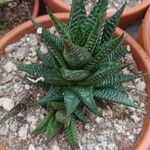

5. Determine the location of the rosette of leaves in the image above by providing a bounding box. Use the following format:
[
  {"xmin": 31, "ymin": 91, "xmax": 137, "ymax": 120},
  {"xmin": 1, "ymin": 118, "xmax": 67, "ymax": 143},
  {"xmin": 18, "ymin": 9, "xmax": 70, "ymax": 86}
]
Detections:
[{"xmin": 17, "ymin": 0, "xmax": 142, "ymax": 149}]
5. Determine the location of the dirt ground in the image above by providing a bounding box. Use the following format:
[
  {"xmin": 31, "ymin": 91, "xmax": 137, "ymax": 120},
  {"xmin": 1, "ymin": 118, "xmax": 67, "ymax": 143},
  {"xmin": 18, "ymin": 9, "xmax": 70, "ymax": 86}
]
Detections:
[{"xmin": 0, "ymin": 0, "xmax": 34, "ymax": 38}]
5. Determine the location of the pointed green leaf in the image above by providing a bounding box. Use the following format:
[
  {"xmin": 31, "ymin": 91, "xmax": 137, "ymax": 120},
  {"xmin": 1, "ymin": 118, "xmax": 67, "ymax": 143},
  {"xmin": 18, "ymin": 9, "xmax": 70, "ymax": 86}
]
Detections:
[
  {"xmin": 33, "ymin": 112, "xmax": 52, "ymax": 134},
  {"xmin": 31, "ymin": 19, "xmax": 67, "ymax": 68},
  {"xmin": 48, "ymin": 10, "xmax": 70, "ymax": 40},
  {"xmin": 69, "ymin": 0, "xmax": 86, "ymax": 45},
  {"xmin": 73, "ymin": 107, "xmax": 88, "ymax": 123},
  {"xmin": 36, "ymin": 49, "xmax": 58, "ymax": 68},
  {"xmin": 72, "ymin": 86, "xmax": 101, "ymax": 116},
  {"xmin": 85, "ymin": 34, "xmax": 124, "ymax": 72},
  {"xmin": 64, "ymin": 119, "xmax": 79, "ymax": 149},
  {"xmin": 39, "ymin": 86, "xmax": 63, "ymax": 107},
  {"xmin": 49, "ymin": 102, "xmax": 65, "ymax": 110},
  {"xmin": 63, "ymin": 40, "xmax": 92, "ymax": 69},
  {"xmin": 97, "ymin": 73, "xmax": 143, "ymax": 88},
  {"xmin": 94, "ymin": 88, "xmax": 138, "ymax": 107},
  {"xmin": 101, "ymin": 2, "xmax": 126, "ymax": 43},
  {"xmin": 81, "ymin": 62, "xmax": 130, "ymax": 86},
  {"xmin": 17, "ymin": 63, "xmax": 71, "ymax": 86},
  {"xmin": 85, "ymin": 19, "xmax": 105, "ymax": 54},
  {"xmin": 106, "ymin": 46, "xmax": 128, "ymax": 62},
  {"xmin": 64, "ymin": 88, "xmax": 80, "ymax": 115},
  {"xmin": 61, "ymin": 68, "xmax": 91, "ymax": 81},
  {"xmin": 46, "ymin": 115, "xmax": 62, "ymax": 140},
  {"xmin": 55, "ymin": 110, "xmax": 71, "ymax": 128},
  {"xmin": 81, "ymin": 0, "xmax": 108, "ymax": 41}
]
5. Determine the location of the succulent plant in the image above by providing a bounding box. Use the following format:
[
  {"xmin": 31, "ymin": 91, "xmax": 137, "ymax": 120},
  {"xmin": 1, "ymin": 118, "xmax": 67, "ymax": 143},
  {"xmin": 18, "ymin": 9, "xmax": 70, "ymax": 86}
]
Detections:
[{"xmin": 17, "ymin": 0, "xmax": 142, "ymax": 149}]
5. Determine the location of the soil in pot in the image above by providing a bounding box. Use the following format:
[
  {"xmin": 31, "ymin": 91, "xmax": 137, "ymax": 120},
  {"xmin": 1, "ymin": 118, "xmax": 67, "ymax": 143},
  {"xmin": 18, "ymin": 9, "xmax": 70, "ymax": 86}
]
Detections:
[
  {"xmin": 0, "ymin": 27, "xmax": 146, "ymax": 150},
  {"xmin": 0, "ymin": 0, "xmax": 34, "ymax": 38},
  {"xmin": 64, "ymin": 0, "xmax": 143, "ymax": 13}
]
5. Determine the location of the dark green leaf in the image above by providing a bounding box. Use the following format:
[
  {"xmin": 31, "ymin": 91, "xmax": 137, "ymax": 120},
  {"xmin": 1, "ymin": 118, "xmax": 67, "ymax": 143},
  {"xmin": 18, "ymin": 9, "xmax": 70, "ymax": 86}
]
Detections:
[
  {"xmin": 85, "ymin": 34, "xmax": 124, "ymax": 72},
  {"xmin": 97, "ymin": 73, "xmax": 143, "ymax": 88},
  {"xmin": 55, "ymin": 110, "xmax": 71, "ymax": 128},
  {"xmin": 64, "ymin": 88, "xmax": 80, "ymax": 115},
  {"xmin": 39, "ymin": 86, "xmax": 63, "ymax": 107},
  {"xmin": 94, "ymin": 88, "xmax": 138, "ymax": 107},
  {"xmin": 36, "ymin": 49, "xmax": 57, "ymax": 68},
  {"xmin": 73, "ymin": 107, "xmax": 88, "ymax": 123},
  {"xmin": 72, "ymin": 86, "xmax": 101, "ymax": 116},
  {"xmin": 64, "ymin": 119, "xmax": 79, "ymax": 149},
  {"xmin": 49, "ymin": 102, "xmax": 65, "ymax": 110},
  {"xmin": 63, "ymin": 40, "xmax": 92, "ymax": 69},
  {"xmin": 31, "ymin": 19, "xmax": 67, "ymax": 68},
  {"xmin": 69, "ymin": 0, "xmax": 86, "ymax": 45},
  {"xmin": 48, "ymin": 10, "xmax": 70, "ymax": 40},
  {"xmin": 61, "ymin": 68, "xmax": 91, "ymax": 81},
  {"xmin": 17, "ymin": 63, "xmax": 71, "ymax": 86},
  {"xmin": 85, "ymin": 19, "xmax": 105, "ymax": 54},
  {"xmin": 33, "ymin": 112, "xmax": 52, "ymax": 134},
  {"xmin": 46, "ymin": 115, "xmax": 62, "ymax": 140},
  {"xmin": 81, "ymin": 62, "xmax": 130, "ymax": 86},
  {"xmin": 81, "ymin": 0, "xmax": 108, "ymax": 41},
  {"xmin": 101, "ymin": 2, "xmax": 126, "ymax": 43},
  {"xmin": 106, "ymin": 46, "xmax": 128, "ymax": 62}
]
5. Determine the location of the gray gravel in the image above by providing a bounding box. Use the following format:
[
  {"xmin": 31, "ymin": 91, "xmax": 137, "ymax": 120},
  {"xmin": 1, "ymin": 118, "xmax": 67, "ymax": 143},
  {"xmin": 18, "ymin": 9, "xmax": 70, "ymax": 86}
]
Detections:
[{"xmin": 0, "ymin": 29, "xmax": 146, "ymax": 150}]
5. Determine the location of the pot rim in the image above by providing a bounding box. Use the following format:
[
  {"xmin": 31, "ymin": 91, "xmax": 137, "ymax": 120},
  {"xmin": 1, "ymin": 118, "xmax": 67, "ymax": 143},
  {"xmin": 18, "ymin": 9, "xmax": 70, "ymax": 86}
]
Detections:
[
  {"xmin": 138, "ymin": 6, "xmax": 150, "ymax": 57},
  {"xmin": 44, "ymin": 0, "xmax": 150, "ymax": 16},
  {"xmin": 32, "ymin": 0, "xmax": 40, "ymax": 18},
  {"xmin": 0, "ymin": 13, "xmax": 150, "ymax": 150}
]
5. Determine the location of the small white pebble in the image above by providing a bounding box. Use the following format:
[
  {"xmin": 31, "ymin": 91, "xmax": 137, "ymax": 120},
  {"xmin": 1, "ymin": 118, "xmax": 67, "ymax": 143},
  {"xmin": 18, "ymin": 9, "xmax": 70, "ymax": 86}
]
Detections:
[
  {"xmin": 37, "ymin": 27, "xmax": 42, "ymax": 34},
  {"xmin": 101, "ymin": 141, "xmax": 108, "ymax": 148},
  {"xmin": 3, "ymin": 62, "xmax": 16, "ymax": 73},
  {"xmin": 40, "ymin": 44, "xmax": 48, "ymax": 54},
  {"xmin": 91, "ymin": 128, "xmax": 95, "ymax": 131},
  {"xmin": 25, "ymin": 84, "xmax": 30, "ymax": 90},
  {"xmin": 108, "ymin": 143, "xmax": 116, "ymax": 150},
  {"xmin": 52, "ymin": 145, "xmax": 61, "ymax": 150},
  {"xmin": 81, "ymin": 134, "xmax": 87, "ymax": 143},
  {"xmin": 32, "ymin": 51, "xmax": 37, "ymax": 57},
  {"xmin": 18, "ymin": 126, "xmax": 28, "ymax": 140},
  {"xmin": 131, "ymin": 114, "xmax": 140, "ymax": 123},
  {"xmin": 136, "ymin": 81, "xmax": 146, "ymax": 91},
  {"xmin": 127, "ymin": 45, "xmax": 131, "ymax": 51},
  {"xmin": 5, "ymin": 44, "xmax": 15, "ymax": 53},
  {"xmin": 0, "ymin": 97, "xmax": 14, "ymax": 111},
  {"xmin": 95, "ymin": 117, "xmax": 102, "ymax": 123},
  {"xmin": 84, "ymin": 123, "xmax": 91, "ymax": 131},
  {"xmin": 28, "ymin": 144, "xmax": 36, "ymax": 150},
  {"xmin": 140, "ymin": 103, "xmax": 145, "ymax": 108},
  {"xmin": 95, "ymin": 144, "xmax": 100, "ymax": 150},
  {"xmin": 26, "ymin": 37, "xmax": 30, "ymax": 41},
  {"xmin": 128, "ymin": 135, "xmax": 135, "ymax": 141}
]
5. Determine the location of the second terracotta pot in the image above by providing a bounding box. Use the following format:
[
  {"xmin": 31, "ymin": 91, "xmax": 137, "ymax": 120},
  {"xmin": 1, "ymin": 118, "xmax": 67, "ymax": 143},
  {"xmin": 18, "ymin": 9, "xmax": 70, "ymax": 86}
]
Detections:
[
  {"xmin": 44, "ymin": 0, "xmax": 150, "ymax": 29},
  {"xmin": 32, "ymin": 0, "xmax": 40, "ymax": 18},
  {"xmin": 138, "ymin": 6, "xmax": 150, "ymax": 58},
  {"xmin": 0, "ymin": 13, "xmax": 150, "ymax": 150}
]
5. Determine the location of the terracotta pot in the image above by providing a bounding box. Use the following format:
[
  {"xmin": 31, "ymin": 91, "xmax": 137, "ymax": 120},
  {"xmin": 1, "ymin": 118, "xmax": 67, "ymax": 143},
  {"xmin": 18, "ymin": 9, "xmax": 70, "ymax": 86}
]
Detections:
[
  {"xmin": 43, "ymin": 0, "xmax": 150, "ymax": 29},
  {"xmin": 32, "ymin": 0, "xmax": 40, "ymax": 18},
  {"xmin": 138, "ymin": 6, "xmax": 150, "ymax": 58},
  {"xmin": 0, "ymin": 144, "xmax": 5, "ymax": 150},
  {"xmin": 0, "ymin": 13, "xmax": 150, "ymax": 150}
]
